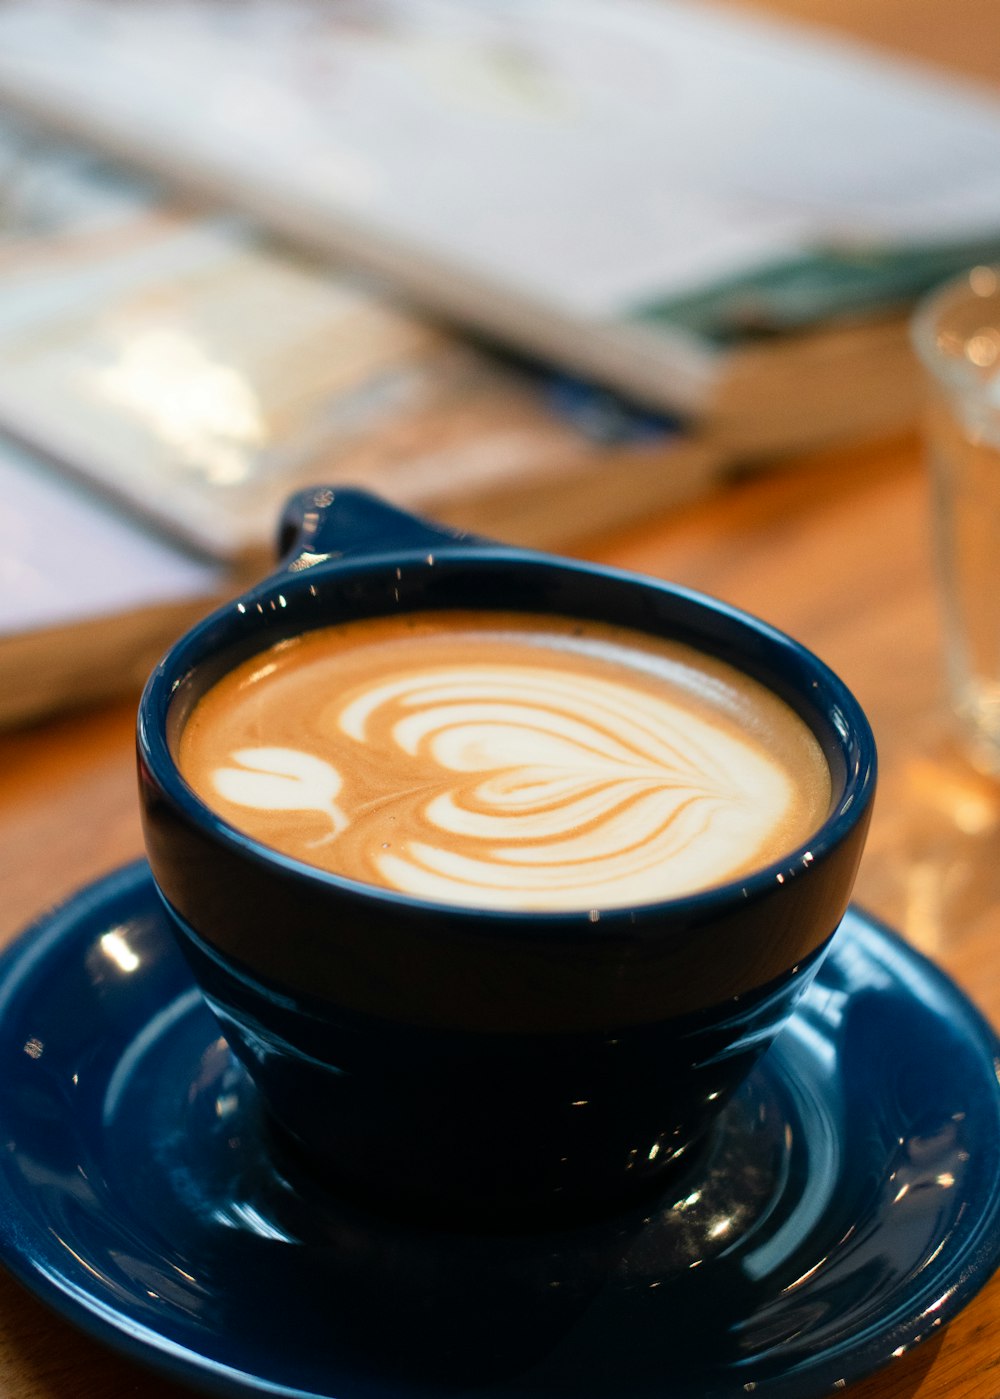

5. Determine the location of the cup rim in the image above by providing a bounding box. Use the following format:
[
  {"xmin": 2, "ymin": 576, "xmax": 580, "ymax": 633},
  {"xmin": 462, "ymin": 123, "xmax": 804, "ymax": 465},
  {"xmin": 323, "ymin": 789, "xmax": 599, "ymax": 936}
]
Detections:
[{"xmin": 138, "ymin": 544, "xmax": 877, "ymax": 928}]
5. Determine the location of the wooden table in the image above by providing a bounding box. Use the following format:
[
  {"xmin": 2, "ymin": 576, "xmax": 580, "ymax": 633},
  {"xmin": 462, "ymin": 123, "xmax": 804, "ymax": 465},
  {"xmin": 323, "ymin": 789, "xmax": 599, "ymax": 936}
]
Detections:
[
  {"xmin": 4, "ymin": 3, "xmax": 1000, "ymax": 1396},
  {"xmin": 3, "ymin": 427, "xmax": 999, "ymax": 1399}
]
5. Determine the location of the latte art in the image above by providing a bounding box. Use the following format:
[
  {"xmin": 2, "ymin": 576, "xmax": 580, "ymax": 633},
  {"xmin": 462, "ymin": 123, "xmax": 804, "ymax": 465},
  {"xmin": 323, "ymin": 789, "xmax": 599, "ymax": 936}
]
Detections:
[{"xmin": 178, "ymin": 612, "xmax": 832, "ymax": 910}]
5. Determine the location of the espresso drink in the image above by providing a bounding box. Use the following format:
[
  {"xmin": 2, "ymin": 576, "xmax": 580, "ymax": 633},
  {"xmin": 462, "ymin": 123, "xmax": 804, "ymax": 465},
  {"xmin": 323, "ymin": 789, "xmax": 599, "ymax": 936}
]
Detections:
[{"xmin": 178, "ymin": 610, "xmax": 831, "ymax": 910}]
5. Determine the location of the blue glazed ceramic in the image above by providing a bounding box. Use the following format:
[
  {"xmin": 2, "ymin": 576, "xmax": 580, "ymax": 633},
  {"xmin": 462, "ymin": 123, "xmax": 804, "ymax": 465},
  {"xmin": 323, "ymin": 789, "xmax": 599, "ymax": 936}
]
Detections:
[
  {"xmin": 136, "ymin": 487, "xmax": 876, "ymax": 1219},
  {"xmin": 0, "ymin": 865, "xmax": 998, "ymax": 1398}
]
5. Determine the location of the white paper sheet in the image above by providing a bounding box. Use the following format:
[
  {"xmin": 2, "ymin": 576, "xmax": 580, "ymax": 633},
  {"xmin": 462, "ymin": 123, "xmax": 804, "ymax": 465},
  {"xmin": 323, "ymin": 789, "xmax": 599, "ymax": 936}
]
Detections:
[
  {"xmin": 0, "ymin": 437, "xmax": 221, "ymax": 636},
  {"xmin": 0, "ymin": 0, "xmax": 997, "ymax": 320}
]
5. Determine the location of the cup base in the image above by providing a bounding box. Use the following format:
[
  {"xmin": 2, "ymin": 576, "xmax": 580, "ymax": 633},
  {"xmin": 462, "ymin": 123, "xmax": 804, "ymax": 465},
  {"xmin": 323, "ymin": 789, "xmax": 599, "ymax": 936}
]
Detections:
[
  {"xmin": 260, "ymin": 1105, "xmax": 722, "ymax": 1233},
  {"xmin": 168, "ymin": 897, "xmax": 834, "ymax": 1230}
]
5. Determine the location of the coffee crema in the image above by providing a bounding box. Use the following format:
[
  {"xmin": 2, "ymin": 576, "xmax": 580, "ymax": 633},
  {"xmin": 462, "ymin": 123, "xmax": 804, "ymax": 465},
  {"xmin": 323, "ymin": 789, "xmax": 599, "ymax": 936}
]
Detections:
[{"xmin": 177, "ymin": 610, "xmax": 832, "ymax": 911}]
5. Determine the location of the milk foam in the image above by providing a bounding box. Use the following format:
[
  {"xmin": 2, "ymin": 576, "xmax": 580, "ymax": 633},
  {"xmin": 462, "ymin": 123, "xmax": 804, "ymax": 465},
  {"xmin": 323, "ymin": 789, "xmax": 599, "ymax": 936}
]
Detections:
[
  {"xmin": 196, "ymin": 639, "xmax": 820, "ymax": 910},
  {"xmin": 211, "ymin": 746, "xmax": 346, "ymax": 839}
]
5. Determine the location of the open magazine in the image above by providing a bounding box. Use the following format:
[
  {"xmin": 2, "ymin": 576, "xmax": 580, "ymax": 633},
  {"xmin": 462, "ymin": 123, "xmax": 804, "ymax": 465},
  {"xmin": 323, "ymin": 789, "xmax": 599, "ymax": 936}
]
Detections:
[{"xmin": 0, "ymin": 113, "xmax": 718, "ymax": 565}]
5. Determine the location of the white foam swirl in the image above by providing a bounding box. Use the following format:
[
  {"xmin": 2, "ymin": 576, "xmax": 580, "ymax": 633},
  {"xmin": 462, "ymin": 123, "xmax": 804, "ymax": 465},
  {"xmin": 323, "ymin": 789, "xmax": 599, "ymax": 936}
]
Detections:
[
  {"xmin": 210, "ymin": 746, "xmax": 346, "ymax": 840},
  {"xmin": 210, "ymin": 663, "xmax": 800, "ymax": 909},
  {"xmin": 358, "ymin": 666, "xmax": 790, "ymax": 906}
]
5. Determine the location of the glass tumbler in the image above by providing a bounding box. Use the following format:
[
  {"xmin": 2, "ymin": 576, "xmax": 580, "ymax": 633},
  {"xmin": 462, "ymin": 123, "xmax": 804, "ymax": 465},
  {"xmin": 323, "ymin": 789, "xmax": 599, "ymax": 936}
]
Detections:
[{"xmin": 913, "ymin": 265, "xmax": 1000, "ymax": 773}]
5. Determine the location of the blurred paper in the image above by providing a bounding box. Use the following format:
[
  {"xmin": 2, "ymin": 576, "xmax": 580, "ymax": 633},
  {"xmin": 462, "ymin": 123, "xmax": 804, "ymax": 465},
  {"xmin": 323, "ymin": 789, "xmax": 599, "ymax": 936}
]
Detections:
[
  {"xmin": 0, "ymin": 436, "xmax": 225, "ymax": 726},
  {"xmin": 0, "ymin": 438, "xmax": 222, "ymax": 636},
  {"xmin": 0, "ymin": 0, "xmax": 998, "ymax": 417},
  {"xmin": 0, "ymin": 112, "xmax": 725, "ymax": 565}
]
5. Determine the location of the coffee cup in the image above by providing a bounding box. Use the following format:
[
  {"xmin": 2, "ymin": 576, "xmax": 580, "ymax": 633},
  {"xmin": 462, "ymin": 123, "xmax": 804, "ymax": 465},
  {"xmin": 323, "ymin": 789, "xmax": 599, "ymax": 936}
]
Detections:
[{"xmin": 137, "ymin": 486, "xmax": 876, "ymax": 1222}]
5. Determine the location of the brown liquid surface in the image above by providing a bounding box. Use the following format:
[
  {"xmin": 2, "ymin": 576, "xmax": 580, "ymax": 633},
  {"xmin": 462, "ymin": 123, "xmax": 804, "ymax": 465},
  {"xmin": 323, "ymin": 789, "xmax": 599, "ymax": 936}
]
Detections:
[{"xmin": 178, "ymin": 611, "xmax": 832, "ymax": 910}]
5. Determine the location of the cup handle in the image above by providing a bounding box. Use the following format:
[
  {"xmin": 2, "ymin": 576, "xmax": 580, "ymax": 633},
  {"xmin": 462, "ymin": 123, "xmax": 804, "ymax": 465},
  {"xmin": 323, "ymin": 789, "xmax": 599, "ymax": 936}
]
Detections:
[{"xmin": 276, "ymin": 487, "xmax": 484, "ymax": 568}]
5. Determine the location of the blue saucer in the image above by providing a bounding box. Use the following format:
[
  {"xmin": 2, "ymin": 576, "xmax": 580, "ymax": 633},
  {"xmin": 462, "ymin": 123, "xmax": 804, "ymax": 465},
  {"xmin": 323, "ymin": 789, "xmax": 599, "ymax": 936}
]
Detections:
[{"xmin": 1, "ymin": 861, "xmax": 999, "ymax": 1399}]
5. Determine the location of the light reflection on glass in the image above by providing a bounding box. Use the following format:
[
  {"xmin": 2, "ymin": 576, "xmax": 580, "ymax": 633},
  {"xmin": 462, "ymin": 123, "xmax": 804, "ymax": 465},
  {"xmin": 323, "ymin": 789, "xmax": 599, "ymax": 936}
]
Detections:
[{"xmin": 868, "ymin": 748, "xmax": 1000, "ymax": 959}]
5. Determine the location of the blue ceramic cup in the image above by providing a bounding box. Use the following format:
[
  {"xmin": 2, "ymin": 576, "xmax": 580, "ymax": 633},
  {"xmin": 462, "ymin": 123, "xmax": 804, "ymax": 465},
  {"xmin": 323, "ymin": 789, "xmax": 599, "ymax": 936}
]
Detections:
[{"xmin": 137, "ymin": 487, "xmax": 876, "ymax": 1223}]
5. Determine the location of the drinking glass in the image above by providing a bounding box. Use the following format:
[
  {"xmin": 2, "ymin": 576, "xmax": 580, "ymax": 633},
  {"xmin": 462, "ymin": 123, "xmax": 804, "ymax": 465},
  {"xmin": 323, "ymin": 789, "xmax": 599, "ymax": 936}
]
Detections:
[{"xmin": 913, "ymin": 265, "xmax": 1000, "ymax": 773}]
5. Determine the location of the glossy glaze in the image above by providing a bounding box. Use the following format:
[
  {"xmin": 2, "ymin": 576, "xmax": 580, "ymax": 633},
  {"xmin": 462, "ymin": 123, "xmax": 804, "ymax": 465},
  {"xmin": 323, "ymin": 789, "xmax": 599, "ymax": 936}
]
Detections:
[
  {"xmin": 136, "ymin": 488, "xmax": 876, "ymax": 1215},
  {"xmin": 0, "ymin": 862, "xmax": 996, "ymax": 1399}
]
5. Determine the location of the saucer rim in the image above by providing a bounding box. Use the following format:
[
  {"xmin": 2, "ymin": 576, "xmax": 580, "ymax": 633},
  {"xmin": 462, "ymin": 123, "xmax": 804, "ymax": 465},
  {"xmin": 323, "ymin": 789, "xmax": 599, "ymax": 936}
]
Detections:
[{"xmin": 0, "ymin": 860, "xmax": 998, "ymax": 1399}]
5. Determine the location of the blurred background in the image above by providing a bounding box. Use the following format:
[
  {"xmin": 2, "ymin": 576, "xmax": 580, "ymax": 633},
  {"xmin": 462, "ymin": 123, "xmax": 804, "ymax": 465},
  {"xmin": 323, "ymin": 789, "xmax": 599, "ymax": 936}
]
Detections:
[{"xmin": 2, "ymin": 0, "xmax": 1000, "ymax": 727}]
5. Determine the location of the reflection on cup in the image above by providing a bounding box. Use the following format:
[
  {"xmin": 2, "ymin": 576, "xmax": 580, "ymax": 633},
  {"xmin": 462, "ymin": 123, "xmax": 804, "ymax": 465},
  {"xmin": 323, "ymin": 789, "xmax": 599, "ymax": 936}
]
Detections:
[{"xmin": 913, "ymin": 265, "xmax": 1000, "ymax": 773}]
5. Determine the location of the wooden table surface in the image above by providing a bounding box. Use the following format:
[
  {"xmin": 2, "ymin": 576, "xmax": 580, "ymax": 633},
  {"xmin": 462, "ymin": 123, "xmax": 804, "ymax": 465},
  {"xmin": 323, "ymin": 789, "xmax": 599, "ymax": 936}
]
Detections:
[{"xmin": 3, "ymin": 4, "xmax": 1000, "ymax": 1397}]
